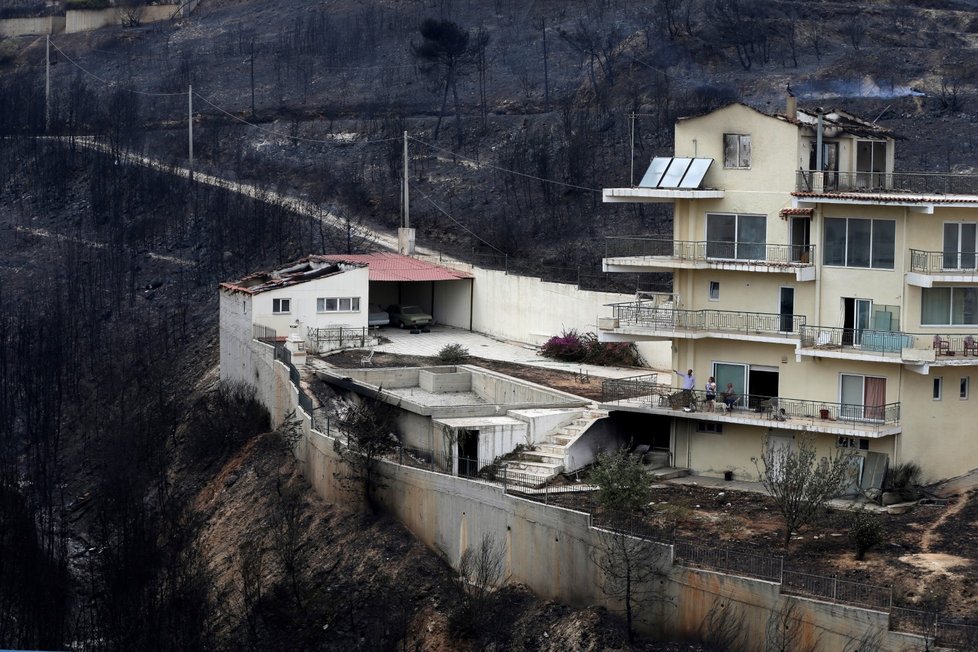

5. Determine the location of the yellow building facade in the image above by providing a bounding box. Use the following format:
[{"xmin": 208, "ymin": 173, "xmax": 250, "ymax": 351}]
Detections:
[{"xmin": 600, "ymin": 102, "xmax": 978, "ymax": 486}]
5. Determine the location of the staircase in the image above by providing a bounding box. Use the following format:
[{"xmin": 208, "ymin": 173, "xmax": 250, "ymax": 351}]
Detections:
[{"xmin": 501, "ymin": 409, "xmax": 608, "ymax": 489}]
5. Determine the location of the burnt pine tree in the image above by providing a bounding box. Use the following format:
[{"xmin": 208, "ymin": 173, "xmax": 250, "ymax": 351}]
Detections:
[{"xmin": 412, "ymin": 18, "xmax": 472, "ymax": 144}]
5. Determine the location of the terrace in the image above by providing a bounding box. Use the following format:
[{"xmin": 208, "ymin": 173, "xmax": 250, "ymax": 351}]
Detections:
[
  {"xmin": 603, "ymin": 237, "xmax": 815, "ymax": 281},
  {"xmin": 599, "ymin": 301, "xmax": 805, "ymax": 343},
  {"xmin": 600, "ymin": 377, "xmax": 901, "ymax": 438},
  {"xmin": 795, "ymin": 170, "xmax": 978, "ymax": 196},
  {"xmin": 798, "ymin": 326, "xmax": 978, "ymax": 365},
  {"xmin": 907, "ymin": 250, "xmax": 978, "ymax": 287}
]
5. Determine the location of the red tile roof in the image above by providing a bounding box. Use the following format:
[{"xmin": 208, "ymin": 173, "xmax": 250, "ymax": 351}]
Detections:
[
  {"xmin": 316, "ymin": 253, "xmax": 473, "ymax": 282},
  {"xmin": 779, "ymin": 207, "xmax": 814, "ymax": 217}
]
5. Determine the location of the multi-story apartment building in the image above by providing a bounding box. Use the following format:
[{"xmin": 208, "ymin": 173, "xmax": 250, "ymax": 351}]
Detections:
[{"xmin": 599, "ymin": 100, "xmax": 978, "ymax": 487}]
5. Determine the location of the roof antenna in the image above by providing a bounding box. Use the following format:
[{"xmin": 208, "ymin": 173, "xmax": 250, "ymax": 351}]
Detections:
[{"xmin": 872, "ymin": 104, "xmax": 891, "ymax": 125}]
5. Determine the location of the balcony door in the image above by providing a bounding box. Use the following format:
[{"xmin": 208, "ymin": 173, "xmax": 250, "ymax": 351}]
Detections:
[
  {"xmin": 779, "ymin": 287, "xmax": 795, "ymax": 333},
  {"xmin": 943, "ymin": 223, "xmax": 978, "ymax": 270},
  {"xmin": 790, "ymin": 217, "xmax": 811, "ymax": 263},
  {"xmin": 706, "ymin": 213, "xmax": 766, "ymax": 260},
  {"xmin": 840, "ymin": 374, "xmax": 886, "ymax": 421},
  {"xmin": 714, "ymin": 362, "xmax": 779, "ymax": 409},
  {"xmin": 856, "ymin": 140, "xmax": 887, "ymax": 189},
  {"xmin": 842, "ymin": 298, "xmax": 872, "ymax": 346}
]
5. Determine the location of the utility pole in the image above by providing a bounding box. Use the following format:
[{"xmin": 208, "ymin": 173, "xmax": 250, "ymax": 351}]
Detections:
[
  {"xmin": 629, "ymin": 112, "xmax": 636, "ymax": 187},
  {"xmin": 45, "ymin": 35, "xmax": 50, "ymax": 133},
  {"xmin": 403, "ymin": 130, "xmax": 409, "ymax": 229},
  {"xmin": 188, "ymin": 84, "xmax": 193, "ymax": 170}
]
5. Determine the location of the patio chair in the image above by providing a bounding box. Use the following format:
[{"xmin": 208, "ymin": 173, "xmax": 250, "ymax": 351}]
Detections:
[
  {"xmin": 965, "ymin": 336, "xmax": 978, "ymax": 356},
  {"xmin": 360, "ymin": 347, "xmax": 375, "ymax": 366},
  {"xmin": 934, "ymin": 335, "xmax": 953, "ymax": 356}
]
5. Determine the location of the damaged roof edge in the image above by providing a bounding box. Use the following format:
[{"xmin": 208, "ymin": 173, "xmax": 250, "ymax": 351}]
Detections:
[{"xmin": 219, "ymin": 258, "xmax": 366, "ymax": 295}]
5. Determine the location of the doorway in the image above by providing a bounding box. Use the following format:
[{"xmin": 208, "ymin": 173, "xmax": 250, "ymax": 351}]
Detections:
[
  {"xmin": 457, "ymin": 429, "xmax": 479, "ymax": 477},
  {"xmin": 843, "ymin": 298, "xmax": 872, "ymax": 346},
  {"xmin": 790, "ymin": 218, "xmax": 811, "ymax": 262},
  {"xmin": 779, "ymin": 287, "xmax": 795, "ymax": 333},
  {"xmin": 713, "ymin": 362, "xmax": 780, "ymax": 409}
]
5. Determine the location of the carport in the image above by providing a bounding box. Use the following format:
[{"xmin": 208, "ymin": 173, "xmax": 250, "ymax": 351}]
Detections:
[{"xmin": 318, "ymin": 253, "xmax": 475, "ymax": 330}]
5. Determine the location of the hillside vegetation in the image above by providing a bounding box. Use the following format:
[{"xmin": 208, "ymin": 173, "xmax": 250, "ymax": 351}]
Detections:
[{"xmin": 2, "ymin": 0, "xmax": 978, "ymax": 648}]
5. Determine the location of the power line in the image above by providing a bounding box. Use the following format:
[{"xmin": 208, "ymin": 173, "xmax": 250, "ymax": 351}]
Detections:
[
  {"xmin": 409, "ymin": 136, "xmax": 600, "ymax": 193},
  {"xmin": 49, "ymin": 39, "xmax": 187, "ymax": 97},
  {"xmin": 413, "ymin": 187, "xmax": 506, "ymax": 255}
]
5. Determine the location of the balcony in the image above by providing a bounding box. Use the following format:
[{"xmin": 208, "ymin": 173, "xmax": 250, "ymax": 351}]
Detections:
[
  {"xmin": 599, "ymin": 301, "xmax": 805, "ymax": 343},
  {"xmin": 907, "ymin": 250, "xmax": 978, "ymax": 287},
  {"xmin": 600, "ymin": 379, "xmax": 901, "ymax": 437},
  {"xmin": 795, "ymin": 170, "xmax": 978, "ymax": 196},
  {"xmin": 798, "ymin": 326, "xmax": 978, "ymax": 366},
  {"xmin": 603, "ymin": 237, "xmax": 816, "ymax": 280}
]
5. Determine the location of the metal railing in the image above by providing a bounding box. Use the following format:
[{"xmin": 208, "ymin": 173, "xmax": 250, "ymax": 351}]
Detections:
[
  {"xmin": 801, "ymin": 325, "xmax": 978, "ymax": 358},
  {"xmin": 307, "ymin": 326, "xmax": 371, "ymax": 353},
  {"xmin": 601, "ymin": 373, "xmax": 659, "ymax": 402},
  {"xmin": 781, "ymin": 570, "xmax": 892, "ymax": 610},
  {"xmin": 675, "ymin": 539, "xmax": 783, "ymax": 582},
  {"xmin": 910, "ymin": 249, "xmax": 978, "ymax": 275},
  {"xmin": 608, "ymin": 301, "xmax": 806, "ymax": 337},
  {"xmin": 796, "ymin": 169, "xmax": 978, "ymax": 195},
  {"xmin": 599, "ymin": 382, "xmax": 901, "ymax": 427},
  {"xmin": 253, "ymin": 323, "xmax": 278, "ymax": 344},
  {"xmin": 605, "ymin": 237, "xmax": 815, "ymax": 265}
]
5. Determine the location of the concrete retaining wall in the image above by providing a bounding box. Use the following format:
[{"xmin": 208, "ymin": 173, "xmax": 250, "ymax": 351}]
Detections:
[
  {"xmin": 419, "ymin": 368, "xmax": 471, "ymax": 393},
  {"xmin": 424, "ymin": 258, "xmax": 670, "ymax": 370},
  {"xmin": 0, "ymin": 15, "xmax": 65, "ymax": 36},
  {"xmin": 226, "ymin": 334, "xmax": 930, "ymax": 651}
]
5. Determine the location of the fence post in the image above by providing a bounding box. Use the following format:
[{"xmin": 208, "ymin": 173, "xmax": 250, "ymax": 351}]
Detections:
[
  {"xmin": 779, "ymin": 556, "xmax": 784, "ymax": 583},
  {"xmin": 833, "ymin": 575, "xmax": 838, "ymax": 601},
  {"xmin": 502, "ymin": 465, "xmax": 507, "ymax": 493}
]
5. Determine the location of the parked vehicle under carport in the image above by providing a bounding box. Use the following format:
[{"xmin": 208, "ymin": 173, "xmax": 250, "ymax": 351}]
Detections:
[{"xmin": 387, "ymin": 304, "xmax": 432, "ymax": 331}]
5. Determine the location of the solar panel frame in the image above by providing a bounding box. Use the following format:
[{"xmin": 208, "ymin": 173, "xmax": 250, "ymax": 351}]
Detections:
[
  {"xmin": 659, "ymin": 157, "xmax": 693, "ymax": 188},
  {"xmin": 638, "ymin": 157, "xmax": 672, "ymax": 188},
  {"xmin": 679, "ymin": 158, "xmax": 713, "ymax": 188}
]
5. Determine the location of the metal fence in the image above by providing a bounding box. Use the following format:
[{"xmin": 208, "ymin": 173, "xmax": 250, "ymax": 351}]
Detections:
[
  {"xmin": 601, "ymin": 373, "xmax": 660, "ymax": 402},
  {"xmin": 604, "ymin": 237, "xmax": 815, "ymax": 265},
  {"xmin": 253, "ymin": 323, "xmax": 278, "ymax": 343},
  {"xmin": 781, "ymin": 570, "xmax": 892, "ymax": 610},
  {"xmin": 675, "ymin": 540, "xmax": 783, "ymax": 583},
  {"xmin": 801, "ymin": 325, "xmax": 978, "ymax": 359},
  {"xmin": 796, "ymin": 169, "xmax": 978, "ymax": 195},
  {"xmin": 306, "ymin": 326, "xmax": 371, "ymax": 353},
  {"xmin": 607, "ymin": 302, "xmax": 806, "ymax": 337},
  {"xmin": 910, "ymin": 249, "xmax": 978, "ymax": 275}
]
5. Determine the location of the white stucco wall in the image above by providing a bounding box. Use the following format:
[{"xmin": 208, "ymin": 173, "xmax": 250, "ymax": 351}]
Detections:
[{"xmin": 249, "ymin": 266, "xmax": 370, "ymax": 334}]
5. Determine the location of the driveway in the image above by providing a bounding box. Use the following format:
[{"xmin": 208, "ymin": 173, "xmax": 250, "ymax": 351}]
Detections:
[{"xmin": 373, "ymin": 324, "xmax": 664, "ymax": 380}]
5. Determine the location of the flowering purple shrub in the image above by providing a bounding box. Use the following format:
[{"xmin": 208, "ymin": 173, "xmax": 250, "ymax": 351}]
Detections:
[{"xmin": 540, "ymin": 330, "xmax": 640, "ymax": 366}]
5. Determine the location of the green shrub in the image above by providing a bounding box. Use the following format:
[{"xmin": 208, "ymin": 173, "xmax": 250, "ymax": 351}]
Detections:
[
  {"xmin": 437, "ymin": 342, "xmax": 469, "ymax": 364},
  {"xmin": 885, "ymin": 461, "xmax": 922, "ymax": 501},
  {"xmin": 848, "ymin": 511, "xmax": 884, "ymax": 561}
]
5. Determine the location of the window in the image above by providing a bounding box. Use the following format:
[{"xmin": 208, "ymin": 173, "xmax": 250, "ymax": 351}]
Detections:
[
  {"xmin": 838, "ymin": 437, "xmax": 871, "ymax": 450},
  {"xmin": 840, "ymin": 373, "xmax": 886, "ymax": 420},
  {"xmin": 933, "ymin": 377, "xmax": 943, "ymax": 401},
  {"xmin": 709, "ymin": 281, "xmax": 720, "ymax": 301},
  {"xmin": 317, "ymin": 297, "xmax": 361, "ymax": 313},
  {"xmin": 697, "ymin": 422, "xmax": 723, "ymax": 433},
  {"xmin": 921, "ymin": 287, "xmax": 978, "ymax": 325},
  {"xmin": 723, "ymin": 134, "xmax": 751, "ymax": 168},
  {"xmin": 706, "ymin": 213, "xmax": 766, "ymax": 259},
  {"xmin": 943, "ymin": 223, "xmax": 978, "ymax": 270},
  {"xmin": 272, "ymin": 298, "xmax": 291, "ymax": 314},
  {"xmin": 823, "ymin": 218, "xmax": 895, "ymax": 269},
  {"xmin": 962, "ymin": 377, "xmax": 970, "ymax": 400},
  {"xmin": 856, "ymin": 140, "xmax": 887, "ymax": 188}
]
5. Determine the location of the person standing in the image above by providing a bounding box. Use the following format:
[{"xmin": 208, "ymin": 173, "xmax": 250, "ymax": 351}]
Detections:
[
  {"xmin": 705, "ymin": 376, "xmax": 717, "ymax": 412},
  {"xmin": 674, "ymin": 368, "xmax": 696, "ymax": 410}
]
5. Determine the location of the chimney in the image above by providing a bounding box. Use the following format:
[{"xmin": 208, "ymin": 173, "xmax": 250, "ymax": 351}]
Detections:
[{"xmin": 786, "ymin": 95, "xmax": 797, "ymax": 120}]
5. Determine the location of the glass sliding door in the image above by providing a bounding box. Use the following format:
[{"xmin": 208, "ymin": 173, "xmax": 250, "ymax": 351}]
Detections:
[
  {"xmin": 840, "ymin": 374, "xmax": 886, "ymax": 421},
  {"xmin": 714, "ymin": 362, "xmax": 746, "ymax": 408}
]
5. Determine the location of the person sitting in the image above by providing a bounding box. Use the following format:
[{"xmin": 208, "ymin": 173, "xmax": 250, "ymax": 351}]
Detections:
[{"xmin": 720, "ymin": 383, "xmax": 738, "ymax": 411}]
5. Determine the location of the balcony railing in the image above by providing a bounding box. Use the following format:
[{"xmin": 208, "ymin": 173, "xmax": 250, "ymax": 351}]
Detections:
[
  {"xmin": 910, "ymin": 249, "xmax": 978, "ymax": 276},
  {"xmin": 601, "ymin": 374, "xmax": 660, "ymax": 403},
  {"xmin": 796, "ymin": 170, "xmax": 978, "ymax": 195},
  {"xmin": 600, "ymin": 381, "xmax": 901, "ymax": 428},
  {"xmin": 800, "ymin": 325, "xmax": 978, "ymax": 358},
  {"xmin": 608, "ymin": 301, "xmax": 805, "ymax": 337},
  {"xmin": 605, "ymin": 237, "xmax": 814, "ymax": 265}
]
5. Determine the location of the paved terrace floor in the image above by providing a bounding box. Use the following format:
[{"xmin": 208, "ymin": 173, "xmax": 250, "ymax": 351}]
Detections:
[{"xmin": 373, "ymin": 324, "xmax": 665, "ymax": 380}]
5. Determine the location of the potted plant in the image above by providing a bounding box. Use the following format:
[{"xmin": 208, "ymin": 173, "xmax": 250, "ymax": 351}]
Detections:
[{"xmin": 819, "ymin": 406, "xmax": 830, "ymax": 419}]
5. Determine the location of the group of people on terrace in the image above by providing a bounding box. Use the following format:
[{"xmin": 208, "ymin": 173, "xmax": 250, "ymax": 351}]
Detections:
[{"xmin": 674, "ymin": 369, "xmax": 737, "ymax": 412}]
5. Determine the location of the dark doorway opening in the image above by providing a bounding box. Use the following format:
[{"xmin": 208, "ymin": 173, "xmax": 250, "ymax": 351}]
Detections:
[{"xmin": 457, "ymin": 429, "xmax": 479, "ymax": 477}]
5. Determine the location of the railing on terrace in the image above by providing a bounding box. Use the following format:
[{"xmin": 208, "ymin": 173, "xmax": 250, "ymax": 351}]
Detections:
[
  {"xmin": 801, "ymin": 325, "xmax": 978, "ymax": 359},
  {"xmin": 796, "ymin": 169, "xmax": 978, "ymax": 195},
  {"xmin": 253, "ymin": 323, "xmax": 278, "ymax": 343},
  {"xmin": 601, "ymin": 373, "xmax": 660, "ymax": 402},
  {"xmin": 910, "ymin": 249, "xmax": 978, "ymax": 276},
  {"xmin": 781, "ymin": 570, "xmax": 892, "ymax": 610},
  {"xmin": 607, "ymin": 301, "xmax": 806, "ymax": 337},
  {"xmin": 600, "ymin": 381, "xmax": 901, "ymax": 427},
  {"xmin": 307, "ymin": 326, "xmax": 371, "ymax": 353},
  {"xmin": 605, "ymin": 237, "xmax": 814, "ymax": 265}
]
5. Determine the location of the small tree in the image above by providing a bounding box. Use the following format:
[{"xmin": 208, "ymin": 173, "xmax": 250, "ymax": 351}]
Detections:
[
  {"xmin": 590, "ymin": 448, "xmax": 650, "ymax": 517},
  {"xmin": 848, "ymin": 511, "xmax": 884, "ymax": 561},
  {"xmin": 450, "ymin": 533, "xmax": 504, "ymax": 636},
  {"xmin": 411, "ymin": 18, "xmax": 473, "ymax": 144},
  {"xmin": 333, "ymin": 393, "xmax": 400, "ymax": 513},
  {"xmin": 437, "ymin": 343, "xmax": 469, "ymax": 364},
  {"xmin": 754, "ymin": 434, "xmax": 856, "ymax": 548},
  {"xmin": 589, "ymin": 449, "xmax": 663, "ymax": 642}
]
